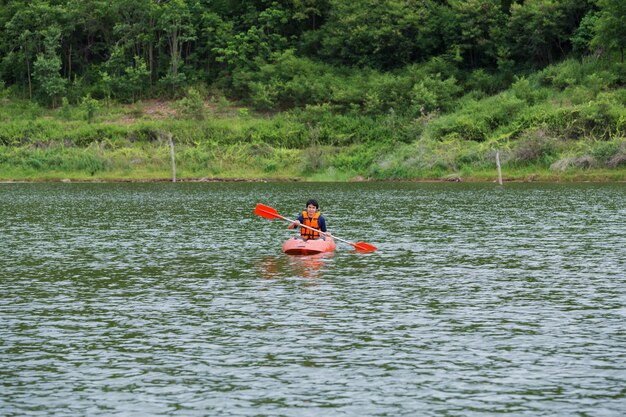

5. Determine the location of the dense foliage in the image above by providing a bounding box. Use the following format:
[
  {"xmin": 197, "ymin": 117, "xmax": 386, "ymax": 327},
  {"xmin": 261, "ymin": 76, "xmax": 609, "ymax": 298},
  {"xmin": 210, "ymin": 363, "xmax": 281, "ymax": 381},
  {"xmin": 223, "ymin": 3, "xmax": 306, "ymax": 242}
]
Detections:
[{"xmin": 1, "ymin": 0, "xmax": 624, "ymax": 108}]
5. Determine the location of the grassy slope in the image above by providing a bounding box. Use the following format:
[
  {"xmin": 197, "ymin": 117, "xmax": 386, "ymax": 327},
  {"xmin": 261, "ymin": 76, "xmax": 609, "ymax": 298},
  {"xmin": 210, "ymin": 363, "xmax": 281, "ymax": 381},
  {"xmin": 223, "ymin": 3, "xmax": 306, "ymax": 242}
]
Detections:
[{"xmin": 1, "ymin": 59, "xmax": 625, "ymax": 182}]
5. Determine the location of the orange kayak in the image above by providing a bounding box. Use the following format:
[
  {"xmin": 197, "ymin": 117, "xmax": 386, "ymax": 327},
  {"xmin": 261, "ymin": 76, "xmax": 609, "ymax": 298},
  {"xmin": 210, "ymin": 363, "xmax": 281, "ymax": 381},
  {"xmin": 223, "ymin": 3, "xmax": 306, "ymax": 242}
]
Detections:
[{"xmin": 282, "ymin": 236, "xmax": 336, "ymax": 255}]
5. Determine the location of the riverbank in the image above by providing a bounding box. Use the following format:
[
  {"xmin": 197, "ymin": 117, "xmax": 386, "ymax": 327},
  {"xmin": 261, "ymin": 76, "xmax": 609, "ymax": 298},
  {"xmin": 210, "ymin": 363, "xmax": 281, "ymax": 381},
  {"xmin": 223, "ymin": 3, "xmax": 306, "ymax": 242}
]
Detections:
[
  {"xmin": 1, "ymin": 93, "xmax": 625, "ymax": 183},
  {"xmin": 2, "ymin": 138, "xmax": 625, "ymax": 183},
  {"xmin": 2, "ymin": 157, "xmax": 625, "ymax": 183}
]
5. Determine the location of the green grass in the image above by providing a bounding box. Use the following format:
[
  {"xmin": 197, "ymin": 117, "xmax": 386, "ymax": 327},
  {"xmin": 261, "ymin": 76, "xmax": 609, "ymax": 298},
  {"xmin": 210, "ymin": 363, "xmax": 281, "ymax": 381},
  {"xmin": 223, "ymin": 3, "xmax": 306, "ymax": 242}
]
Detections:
[
  {"xmin": 1, "ymin": 56, "xmax": 625, "ymax": 182},
  {"xmin": 2, "ymin": 139, "xmax": 624, "ymax": 183}
]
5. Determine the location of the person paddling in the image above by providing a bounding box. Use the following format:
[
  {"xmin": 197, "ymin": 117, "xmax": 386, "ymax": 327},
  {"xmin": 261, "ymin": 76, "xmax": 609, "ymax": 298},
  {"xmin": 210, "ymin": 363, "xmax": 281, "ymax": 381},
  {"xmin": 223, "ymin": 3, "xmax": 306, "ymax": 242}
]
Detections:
[{"xmin": 288, "ymin": 199, "xmax": 331, "ymax": 240}]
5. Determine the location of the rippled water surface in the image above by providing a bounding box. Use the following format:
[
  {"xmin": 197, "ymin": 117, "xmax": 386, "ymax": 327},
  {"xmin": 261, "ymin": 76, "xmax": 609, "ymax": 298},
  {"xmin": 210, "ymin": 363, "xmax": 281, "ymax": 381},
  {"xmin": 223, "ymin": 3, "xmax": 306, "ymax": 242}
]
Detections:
[{"xmin": 1, "ymin": 182, "xmax": 625, "ymax": 416}]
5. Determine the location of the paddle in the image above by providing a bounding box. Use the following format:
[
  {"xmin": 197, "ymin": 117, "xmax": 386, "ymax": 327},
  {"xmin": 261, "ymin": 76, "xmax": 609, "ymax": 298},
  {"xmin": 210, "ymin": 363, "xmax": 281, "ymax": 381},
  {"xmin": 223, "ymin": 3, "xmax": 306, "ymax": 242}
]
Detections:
[{"xmin": 254, "ymin": 203, "xmax": 378, "ymax": 252}]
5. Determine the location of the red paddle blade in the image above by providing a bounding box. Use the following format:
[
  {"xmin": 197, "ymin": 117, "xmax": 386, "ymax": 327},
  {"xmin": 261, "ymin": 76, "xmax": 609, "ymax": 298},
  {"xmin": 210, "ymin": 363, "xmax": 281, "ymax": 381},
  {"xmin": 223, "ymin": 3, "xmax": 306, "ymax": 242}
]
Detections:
[
  {"xmin": 254, "ymin": 203, "xmax": 281, "ymax": 219},
  {"xmin": 353, "ymin": 242, "xmax": 377, "ymax": 252}
]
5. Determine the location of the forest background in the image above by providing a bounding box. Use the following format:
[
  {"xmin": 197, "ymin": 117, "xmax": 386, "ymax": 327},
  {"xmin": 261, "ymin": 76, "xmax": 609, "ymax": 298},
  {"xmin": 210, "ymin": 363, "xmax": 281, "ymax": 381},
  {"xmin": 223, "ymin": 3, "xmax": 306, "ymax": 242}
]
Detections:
[{"xmin": 0, "ymin": 0, "xmax": 625, "ymax": 182}]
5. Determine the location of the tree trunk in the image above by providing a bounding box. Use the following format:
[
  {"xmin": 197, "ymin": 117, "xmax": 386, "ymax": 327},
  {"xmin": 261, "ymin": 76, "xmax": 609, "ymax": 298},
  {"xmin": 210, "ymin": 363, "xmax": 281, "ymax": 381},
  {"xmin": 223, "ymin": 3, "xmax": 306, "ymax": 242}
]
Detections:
[
  {"xmin": 67, "ymin": 44, "xmax": 72, "ymax": 81},
  {"xmin": 26, "ymin": 57, "xmax": 32, "ymax": 100},
  {"xmin": 149, "ymin": 45, "xmax": 154, "ymax": 84},
  {"xmin": 170, "ymin": 30, "xmax": 179, "ymax": 76}
]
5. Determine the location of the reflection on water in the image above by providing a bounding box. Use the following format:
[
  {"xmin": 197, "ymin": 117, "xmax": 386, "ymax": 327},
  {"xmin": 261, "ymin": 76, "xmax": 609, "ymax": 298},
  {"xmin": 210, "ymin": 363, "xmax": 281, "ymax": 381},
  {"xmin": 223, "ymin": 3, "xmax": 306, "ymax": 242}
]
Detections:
[
  {"xmin": 259, "ymin": 253, "xmax": 334, "ymax": 280},
  {"xmin": 1, "ymin": 182, "xmax": 625, "ymax": 417},
  {"xmin": 286, "ymin": 253, "xmax": 332, "ymax": 278}
]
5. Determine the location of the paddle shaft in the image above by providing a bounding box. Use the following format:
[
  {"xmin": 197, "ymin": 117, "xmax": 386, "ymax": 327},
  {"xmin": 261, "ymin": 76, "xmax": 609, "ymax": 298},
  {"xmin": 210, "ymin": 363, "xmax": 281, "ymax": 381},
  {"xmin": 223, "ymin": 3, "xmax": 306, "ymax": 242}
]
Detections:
[{"xmin": 276, "ymin": 213, "xmax": 360, "ymax": 247}]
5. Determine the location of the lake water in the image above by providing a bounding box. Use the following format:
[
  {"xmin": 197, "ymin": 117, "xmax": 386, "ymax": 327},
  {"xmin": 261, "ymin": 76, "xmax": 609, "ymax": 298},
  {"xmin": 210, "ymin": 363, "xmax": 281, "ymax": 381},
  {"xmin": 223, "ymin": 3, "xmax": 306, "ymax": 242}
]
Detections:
[{"xmin": 1, "ymin": 182, "xmax": 625, "ymax": 416}]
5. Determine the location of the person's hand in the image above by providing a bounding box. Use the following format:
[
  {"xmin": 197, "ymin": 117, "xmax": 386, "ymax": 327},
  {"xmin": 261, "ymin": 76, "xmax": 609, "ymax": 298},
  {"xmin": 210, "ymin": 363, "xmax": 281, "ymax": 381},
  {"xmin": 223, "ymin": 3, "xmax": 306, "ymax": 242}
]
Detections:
[
  {"xmin": 325, "ymin": 231, "xmax": 332, "ymax": 237},
  {"xmin": 293, "ymin": 220, "xmax": 301, "ymax": 227}
]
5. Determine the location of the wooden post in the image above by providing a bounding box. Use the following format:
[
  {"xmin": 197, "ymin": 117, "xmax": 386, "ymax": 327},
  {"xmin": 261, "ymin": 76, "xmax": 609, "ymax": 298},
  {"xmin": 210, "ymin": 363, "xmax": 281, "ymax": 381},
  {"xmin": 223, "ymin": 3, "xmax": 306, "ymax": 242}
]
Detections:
[
  {"xmin": 496, "ymin": 150, "xmax": 503, "ymax": 185},
  {"xmin": 168, "ymin": 132, "xmax": 176, "ymax": 182}
]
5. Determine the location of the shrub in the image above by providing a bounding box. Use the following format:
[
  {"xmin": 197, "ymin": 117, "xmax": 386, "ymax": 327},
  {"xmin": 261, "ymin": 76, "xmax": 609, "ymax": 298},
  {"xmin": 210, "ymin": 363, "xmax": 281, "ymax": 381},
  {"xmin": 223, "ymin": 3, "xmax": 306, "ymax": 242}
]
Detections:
[
  {"xmin": 428, "ymin": 93, "xmax": 525, "ymax": 142},
  {"xmin": 59, "ymin": 97, "xmax": 72, "ymax": 120},
  {"xmin": 245, "ymin": 118, "xmax": 307, "ymax": 148},
  {"xmin": 329, "ymin": 144, "xmax": 383, "ymax": 173},
  {"xmin": 563, "ymin": 100, "xmax": 621, "ymax": 140},
  {"xmin": 510, "ymin": 129, "xmax": 558, "ymax": 165},
  {"xmin": 410, "ymin": 75, "xmax": 461, "ymax": 114},
  {"xmin": 584, "ymin": 72, "xmax": 617, "ymax": 95},
  {"xmin": 589, "ymin": 140, "xmax": 619, "ymax": 162},
  {"xmin": 302, "ymin": 145, "xmax": 327, "ymax": 173},
  {"xmin": 606, "ymin": 141, "xmax": 626, "ymax": 168},
  {"xmin": 511, "ymin": 77, "xmax": 548, "ymax": 105},
  {"xmin": 430, "ymin": 114, "xmax": 488, "ymax": 142},
  {"xmin": 176, "ymin": 87, "xmax": 206, "ymax": 120},
  {"xmin": 465, "ymin": 69, "xmax": 502, "ymax": 95},
  {"xmin": 538, "ymin": 59, "xmax": 582, "ymax": 90},
  {"xmin": 81, "ymin": 94, "xmax": 99, "ymax": 123},
  {"xmin": 249, "ymin": 81, "xmax": 279, "ymax": 110}
]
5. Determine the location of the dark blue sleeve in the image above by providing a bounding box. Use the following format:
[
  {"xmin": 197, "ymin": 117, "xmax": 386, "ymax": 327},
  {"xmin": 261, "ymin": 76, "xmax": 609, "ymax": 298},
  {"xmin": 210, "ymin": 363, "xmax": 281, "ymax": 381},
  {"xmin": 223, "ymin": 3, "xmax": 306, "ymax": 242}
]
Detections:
[
  {"xmin": 296, "ymin": 214, "xmax": 304, "ymax": 222},
  {"xmin": 318, "ymin": 215, "xmax": 327, "ymax": 232}
]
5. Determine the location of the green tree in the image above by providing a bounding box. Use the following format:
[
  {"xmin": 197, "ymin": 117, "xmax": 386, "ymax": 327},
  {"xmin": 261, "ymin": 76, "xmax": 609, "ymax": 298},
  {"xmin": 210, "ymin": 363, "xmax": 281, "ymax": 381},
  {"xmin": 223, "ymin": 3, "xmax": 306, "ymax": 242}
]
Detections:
[
  {"xmin": 33, "ymin": 26, "xmax": 66, "ymax": 107},
  {"xmin": 592, "ymin": 0, "xmax": 626, "ymax": 62},
  {"xmin": 81, "ymin": 93, "xmax": 99, "ymax": 123},
  {"xmin": 507, "ymin": 0, "xmax": 590, "ymax": 67},
  {"xmin": 291, "ymin": 0, "xmax": 330, "ymax": 31},
  {"xmin": 213, "ymin": 1, "xmax": 295, "ymax": 74},
  {"xmin": 571, "ymin": 11, "xmax": 598, "ymax": 57},
  {"xmin": 158, "ymin": 0, "xmax": 196, "ymax": 82},
  {"xmin": 123, "ymin": 56, "xmax": 151, "ymax": 102},
  {"xmin": 177, "ymin": 86, "xmax": 206, "ymax": 120},
  {"xmin": 446, "ymin": 0, "xmax": 507, "ymax": 69},
  {"xmin": 111, "ymin": 0, "xmax": 159, "ymax": 82},
  {"xmin": 67, "ymin": 0, "xmax": 121, "ymax": 81},
  {"xmin": 1, "ymin": 0, "xmax": 67, "ymax": 98},
  {"xmin": 317, "ymin": 0, "xmax": 442, "ymax": 69},
  {"xmin": 195, "ymin": 10, "xmax": 233, "ymax": 81}
]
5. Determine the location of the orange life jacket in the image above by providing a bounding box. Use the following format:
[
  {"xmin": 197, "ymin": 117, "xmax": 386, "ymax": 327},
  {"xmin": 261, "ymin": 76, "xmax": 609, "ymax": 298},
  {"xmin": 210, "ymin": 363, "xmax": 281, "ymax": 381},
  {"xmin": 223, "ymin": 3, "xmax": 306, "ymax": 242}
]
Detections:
[{"xmin": 301, "ymin": 211, "xmax": 321, "ymax": 240}]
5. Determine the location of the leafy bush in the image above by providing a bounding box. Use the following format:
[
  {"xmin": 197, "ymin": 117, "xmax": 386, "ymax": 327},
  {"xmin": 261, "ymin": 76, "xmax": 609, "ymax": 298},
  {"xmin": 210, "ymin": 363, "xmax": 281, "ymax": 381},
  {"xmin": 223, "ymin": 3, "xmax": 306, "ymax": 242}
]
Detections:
[
  {"xmin": 583, "ymin": 71, "xmax": 618, "ymax": 95},
  {"xmin": 176, "ymin": 87, "xmax": 206, "ymax": 120},
  {"xmin": 464, "ymin": 69, "xmax": 505, "ymax": 95},
  {"xmin": 556, "ymin": 100, "xmax": 622, "ymax": 140},
  {"xmin": 241, "ymin": 52, "xmax": 463, "ymax": 115},
  {"xmin": 81, "ymin": 94, "xmax": 99, "ymax": 123},
  {"xmin": 59, "ymin": 97, "xmax": 72, "ymax": 120},
  {"xmin": 301, "ymin": 145, "xmax": 327, "ymax": 173},
  {"xmin": 410, "ymin": 75, "xmax": 461, "ymax": 114},
  {"xmin": 538, "ymin": 59, "xmax": 583, "ymax": 90},
  {"xmin": 245, "ymin": 118, "xmax": 308, "ymax": 148},
  {"xmin": 607, "ymin": 141, "xmax": 626, "ymax": 168},
  {"xmin": 589, "ymin": 140, "xmax": 620, "ymax": 163},
  {"xmin": 427, "ymin": 93, "xmax": 525, "ymax": 142},
  {"xmin": 243, "ymin": 50, "xmax": 332, "ymax": 110},
  {"xmin": 329, "ymin": 144, "xmax": 383, "ymax": 173},
  {"xmin": 430, "ymin": 114, "xmax": 488, "ymax": 142},
  {"xmin": 511, "ymin": 77, "xmax": 548, "ymax": 105}
]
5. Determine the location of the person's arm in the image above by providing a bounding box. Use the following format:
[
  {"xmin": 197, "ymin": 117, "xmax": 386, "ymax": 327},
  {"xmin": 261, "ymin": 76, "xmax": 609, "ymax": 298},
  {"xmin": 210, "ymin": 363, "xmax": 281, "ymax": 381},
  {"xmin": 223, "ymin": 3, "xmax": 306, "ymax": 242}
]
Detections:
[
  {"xmin": 319, "ymin": 216, "xmax": 330, "ymax": 236},
  {"xmin": 289, "ymin": 214, "xmax": 303, "ymax": 229}
]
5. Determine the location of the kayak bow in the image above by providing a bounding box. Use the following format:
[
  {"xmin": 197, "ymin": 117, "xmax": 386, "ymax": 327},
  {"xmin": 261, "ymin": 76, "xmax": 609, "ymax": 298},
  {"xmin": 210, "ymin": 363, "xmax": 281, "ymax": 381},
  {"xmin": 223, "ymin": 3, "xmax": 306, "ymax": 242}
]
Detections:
[{"xmin": 282, "ymin": 236, "xmax": 336, "ymax": 256}]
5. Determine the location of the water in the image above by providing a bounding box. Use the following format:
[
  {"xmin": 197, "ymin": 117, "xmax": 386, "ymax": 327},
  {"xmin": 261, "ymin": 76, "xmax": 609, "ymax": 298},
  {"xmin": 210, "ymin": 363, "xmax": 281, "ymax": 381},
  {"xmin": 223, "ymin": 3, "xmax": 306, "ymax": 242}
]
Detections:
[{"xmin": 1, "ymin": 182, "xmax": 625, "ymax": 416}]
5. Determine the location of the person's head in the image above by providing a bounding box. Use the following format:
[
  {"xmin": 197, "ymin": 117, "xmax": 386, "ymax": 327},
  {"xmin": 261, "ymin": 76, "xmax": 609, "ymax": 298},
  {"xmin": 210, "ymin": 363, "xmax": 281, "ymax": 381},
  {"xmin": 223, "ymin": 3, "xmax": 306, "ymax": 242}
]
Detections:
[{"xmin": 305, "ymin": 199, "xmax": 319, "ymax": 216}]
